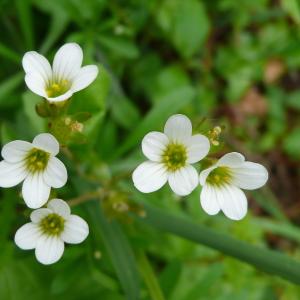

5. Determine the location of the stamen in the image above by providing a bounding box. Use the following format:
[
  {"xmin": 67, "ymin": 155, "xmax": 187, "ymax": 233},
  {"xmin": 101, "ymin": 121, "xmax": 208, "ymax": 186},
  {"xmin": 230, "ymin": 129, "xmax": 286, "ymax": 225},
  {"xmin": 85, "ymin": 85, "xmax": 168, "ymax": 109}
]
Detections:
[
  {"xmin": 46, "ymin": 79, "xmax": 70, "ymax": 97},
  {"xmin": 39, "ymin": 213, "xmax": 65, "ymax": 236},
  {"xmin": 25, "ymin": 148, "xmax": 50, "ymax": 173},
  {"xmin": 206, "ymin": 166, "xmax": 233, "ymax": 187},
  {"xmin": 162, "ymin": 143, "xmax": 187, "ymax": 171}
]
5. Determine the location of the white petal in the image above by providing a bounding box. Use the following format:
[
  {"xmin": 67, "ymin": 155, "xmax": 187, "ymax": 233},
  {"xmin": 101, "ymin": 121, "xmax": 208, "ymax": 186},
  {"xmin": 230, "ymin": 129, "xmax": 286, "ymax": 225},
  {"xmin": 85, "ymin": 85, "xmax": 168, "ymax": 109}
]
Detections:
[
  {"xmin": 53, "ymin": 43, "xmax": 83, "ymax": 82},
  {"xmin": 32, "ymin": 133, "xmax": 59, "ymax": 156},
  {"xmin": 232, "ymin": 162, "xmax": 268, "ymax": 190},
  {"xmin": 218, "ymin": 185, "xmax": 248, "ymax": 220},
  {"xmin": 217, "ymin": 152, "xmax": 245, "ymax": 167},
  {"xmin": 200, "ymin": 184, "xmax": 221, "ymax": 215},
  {"xmin": 24, "ymin": 73, "xmax": 47, "ymax": 97},
  {"xmin": 186, "ymin": 134, "xmax": 210, "ymax": 163},
  {"xmin": 199, "ymin": 165, "xmax": 217, "ymax": 186},
  {"xmin": 45, "ymin": 89, "xmax": 74, "ymax": 103},
  {"xmin": 0, "ymin": 161, "xmax": 27, "ymax": 187},
  {"xmin": 22, "ymin": 173, "xmax": 51, "ymax": 209},
  {"xmin": 30, "ymin": 208, "xmax": 52, "ymax": 223},
  {"xmin": 2, "ymin": 140, "xmax": 32, "ymax": 163},
  {"xmin": 35, "ymin": 235, "xmax": 64, "ymax": 265},
  {"xmin": 22, "ymin": 51, "xmax": 52, "ymax": 84},
  {"xmin": 142, "ymin": 132, "xmax": 168, "ymax": 162},
  {"xmin": 168, "ymin": 165, "xmax": 198, "ymax": 196},
  {"xmin": 164, "ymin": 114, "xmax": 192, "ymax": 143},
  {"xmin": 14, "ymin": 223, "xmax": 41, "ymax": 250},
  {"xmin": 47, "ymin": 199, "xmax": 71, "ymax": 218},
  {"xmin": 61, "ymin": 215, "xmax": 89, "ymax": 244},
  {"xmin": 43, "ymin": 157, "xmax": 67, "ymax": 188},
  {"xmin": 132, "ymin": 161, "xmax": 168, "ymax": 193},
  {"xmin": 71, "ymin": 65, "xmax": 98, "ymax": 92}
]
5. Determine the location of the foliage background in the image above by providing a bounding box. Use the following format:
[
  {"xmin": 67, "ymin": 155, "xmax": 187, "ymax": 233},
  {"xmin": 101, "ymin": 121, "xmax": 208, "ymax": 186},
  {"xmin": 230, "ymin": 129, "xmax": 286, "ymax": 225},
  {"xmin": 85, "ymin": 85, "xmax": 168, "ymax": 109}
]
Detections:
[{"xmin": 1, "ymin": 0, "xmax": 300, "ymax": 299}]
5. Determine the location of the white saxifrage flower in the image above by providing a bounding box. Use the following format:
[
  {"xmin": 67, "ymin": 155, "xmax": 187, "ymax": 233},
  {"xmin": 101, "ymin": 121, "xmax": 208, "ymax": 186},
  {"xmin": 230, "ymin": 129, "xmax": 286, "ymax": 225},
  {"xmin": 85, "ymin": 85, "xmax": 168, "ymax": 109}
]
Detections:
[
  {"xmin": 22, "ymin": 43, "xmax": 98, "ymax": 102},
  {"xmin": 0, "ymin": 133, "xmax": 67, "ymax": 208},
  {"xmin": 133, "ymin": 114, "xmax": 210, "ymax": 196},
  {"xmin": 14, "ymin": 199, "xmax": 89, "ymax": 265},
  {"xmin": 199, "ymin": 152, "xmax": 268, "ymax": 220}
]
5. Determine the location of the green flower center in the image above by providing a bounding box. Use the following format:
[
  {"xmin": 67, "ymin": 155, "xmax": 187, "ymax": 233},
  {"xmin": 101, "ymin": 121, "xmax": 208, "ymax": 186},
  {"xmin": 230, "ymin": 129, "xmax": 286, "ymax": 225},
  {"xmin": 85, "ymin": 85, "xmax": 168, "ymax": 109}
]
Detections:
[
  {"xmin": 25, "ymin": 148, "xmax": 50, "ymax": 173},
  {"xmin": 40, "ymin": 213, "xmax": 65, "ymax": 236},
  {"xmin": 162, "ymin": 143, "xmax": 187, "ymax": 171},
  {"xmin": 206, "ymin": 166, "xmax": 233, "ymax": 187},
  {"xmin": 46, "ymin": 79, "xmax": 70, "ymax": 98}
]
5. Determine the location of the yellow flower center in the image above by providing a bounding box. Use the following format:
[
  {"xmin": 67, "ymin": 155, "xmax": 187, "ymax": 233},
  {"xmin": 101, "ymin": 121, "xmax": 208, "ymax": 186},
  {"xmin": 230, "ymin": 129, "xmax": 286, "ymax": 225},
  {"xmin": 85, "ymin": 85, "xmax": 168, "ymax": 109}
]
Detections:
[
  {"xmin": 46, "ymin": 80, "xmax": 70, "ymax": 98},
  {"xmin": 40, "ymin": 213, "xmax": 65, "ymax": 236},
  {"xmin": 206, "ymin": 166, "xmax": 233, "ymax": 187},
  {"xmin": 162, "ymin": 143, "xmax": 187, "ymax": 171},
  {"xmin": 25, "ymin": 148, "xmax": 50, "ymax": 173}
]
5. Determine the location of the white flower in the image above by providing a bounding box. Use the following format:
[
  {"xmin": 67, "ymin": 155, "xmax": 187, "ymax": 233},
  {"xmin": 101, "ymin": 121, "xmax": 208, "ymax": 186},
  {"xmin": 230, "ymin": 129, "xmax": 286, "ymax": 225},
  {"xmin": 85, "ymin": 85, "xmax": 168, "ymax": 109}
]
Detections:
[
  {"xmin": 132, "ymin": 114, "xmax": 210, "ymax": 196},
  {"xmin": 22, "ymin": 43, "xmax": 98, "ymax": 102},
  {"xmin": 14, "ymin": 199, "xmax": 89, "ymax": 265},
  {"xmin": 0, "ymin": 133, "xmax": 67, "ymax": 208},
  {"xmin": 199, "ymin": 152, "xmax": 268, "ymax": 220}
]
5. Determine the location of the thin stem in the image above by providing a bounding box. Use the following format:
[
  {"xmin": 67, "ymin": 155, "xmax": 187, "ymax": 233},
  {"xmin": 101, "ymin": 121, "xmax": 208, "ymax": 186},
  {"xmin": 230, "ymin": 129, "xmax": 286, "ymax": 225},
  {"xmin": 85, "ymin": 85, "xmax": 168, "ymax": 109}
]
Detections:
[
  {"xmin": 136, "ymin": 250, "xmax": 166, "ymax": 300},
  {"xmin": 68, "ymin": 190, "xmax": 104, "ymax": 207}
]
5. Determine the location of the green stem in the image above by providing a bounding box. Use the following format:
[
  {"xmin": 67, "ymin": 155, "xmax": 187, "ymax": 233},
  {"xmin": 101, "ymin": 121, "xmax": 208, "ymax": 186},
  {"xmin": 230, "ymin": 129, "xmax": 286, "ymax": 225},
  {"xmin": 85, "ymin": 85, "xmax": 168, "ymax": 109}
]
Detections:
[
  {"xmin": 136, "ymin": 203, "xmax": 300, "ymax": 285},
  {"xmin": 136, "ymin": 250, "xmax": 166, "ymax": 300}
]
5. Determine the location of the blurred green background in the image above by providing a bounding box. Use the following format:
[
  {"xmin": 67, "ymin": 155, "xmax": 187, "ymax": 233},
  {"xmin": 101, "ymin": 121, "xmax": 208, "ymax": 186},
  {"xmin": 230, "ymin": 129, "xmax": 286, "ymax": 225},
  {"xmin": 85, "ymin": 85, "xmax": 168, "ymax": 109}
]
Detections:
[{"xmin": 1, "ymin": 0, "xmax": 300, "ymax": 299}]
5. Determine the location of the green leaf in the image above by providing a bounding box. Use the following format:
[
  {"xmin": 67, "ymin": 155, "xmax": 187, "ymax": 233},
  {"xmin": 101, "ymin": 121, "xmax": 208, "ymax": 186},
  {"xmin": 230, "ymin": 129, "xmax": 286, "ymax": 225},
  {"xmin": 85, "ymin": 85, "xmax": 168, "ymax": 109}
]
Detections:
[
  {"xmin": 157, "ymin": 0, "xmax": 210, "ymax": 58},
  {"xmin": 71, "ymin": 64, "xmax": 109, "ymax": 113},
  {"xmin": 150, "ymin": 65, "xmax": 190, "ymax": 102},
  {"xmin": 88, "ymin": 201, "xmax": 140, "ymax": 300},
  {"xmin": 111, "ymin": 95, "xmax": 141, "ymax": 129},
  {"xmin": 71, "ymin": 65, "xmax": 110, "ymax": 141},
  {"xmin": 40, "ymin": 11, "xmax": 69, "ymax": 54},
  {"xmin": 136, "ymin": 203, "xmax": 300, "ymax": 284},
  {"xmin": 159, "ymin": 261, "xmax": 182, "ymax": 298},
  {"xmin": 253, "ymin": 217, "xmax": 300, "ymax": 245},
  {"xmin": 136, "ymin": 250, "xmax": 166, "ymax": 300},
  {"xmin": 112, "ymin": 85, "xmax": 195, "ymax": 159},
  {"xmin": 22, "ymin": 92, "xmax": 45, "ymax": 133},
  {"xmin": 0, "ymin": 43, "xmax": 20, "ymax": 63},
  {"xmin": 283, "ymin": 126, "xmax": 300, "ymax": 159},
  {"xmin": 98, "ymin": 35, "xmax": 139, "ymax": 59},
  {"xmin": 0, "ymin": 73, "xmax": 23, "ymax": 107},
  {"xmin": 15, "ymin": 0, "xmax": 34, "ymax": 49},
  {"xmin": 281, "ymin": 0, "xmax": 300, "ymax": 24}
]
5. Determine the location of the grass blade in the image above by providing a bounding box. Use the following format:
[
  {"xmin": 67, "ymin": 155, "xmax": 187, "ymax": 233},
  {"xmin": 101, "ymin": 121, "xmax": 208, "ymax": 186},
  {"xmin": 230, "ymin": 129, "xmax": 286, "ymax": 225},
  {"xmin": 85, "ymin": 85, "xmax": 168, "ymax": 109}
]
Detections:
[
  {"xmin": 15, "ymin": 0, "xmax": 34, "ymax": 48},
  {"xmin": 137, "ymin": 203, "xmax": 300, "ymax": 284},
  {"xmin": 88, "ymin": 201, "xmax": 140, "ymax": 300},
  {"xmin": 136, "ymin": 250, "xmax": 166, "ymax": 300},
  {"xmin": 0, "ymin": 43, "xmax": 20, "ymax": 63}
]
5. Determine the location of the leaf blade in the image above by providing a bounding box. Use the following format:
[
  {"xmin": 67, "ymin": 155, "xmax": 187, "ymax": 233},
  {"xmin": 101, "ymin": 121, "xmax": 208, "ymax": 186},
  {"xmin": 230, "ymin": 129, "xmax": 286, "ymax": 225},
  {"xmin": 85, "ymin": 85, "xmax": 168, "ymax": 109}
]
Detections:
[
  {"xmin": 136, "ymin": 203, "xmax": 300, "ymax": 284},
  {"xmin": 88, "ymin": 201, "xmax": 140, "ymax": 300}
]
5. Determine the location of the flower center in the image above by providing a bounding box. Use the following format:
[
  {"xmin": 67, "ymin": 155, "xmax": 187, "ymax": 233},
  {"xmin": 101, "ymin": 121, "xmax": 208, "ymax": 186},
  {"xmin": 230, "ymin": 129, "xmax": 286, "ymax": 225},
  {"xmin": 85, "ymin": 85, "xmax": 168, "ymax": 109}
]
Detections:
[
  {"xmin": 206, "ymin": 166, "xmax": 233, "ymax": 187},
  {"xmin": 46, "ymin": 79, "xmax": 70, "ymax": 98},
  {"xmin": 40, "ymin": 213, "xmax": 65, "ymax": 236},
  {"xmin": 162, "ymin": 143, "xmax": 187, "ymax": 171},
  {"xmin": 25, "ymin": 148, "xmax": 50, "ymax": 173}
]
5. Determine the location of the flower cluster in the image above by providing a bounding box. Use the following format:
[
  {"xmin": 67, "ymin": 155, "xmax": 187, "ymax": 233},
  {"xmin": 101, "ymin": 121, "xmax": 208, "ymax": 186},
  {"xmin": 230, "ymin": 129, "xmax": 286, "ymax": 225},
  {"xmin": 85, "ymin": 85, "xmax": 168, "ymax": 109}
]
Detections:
[
  {"xmin": 1, "ymin": 41, "xmax": 269, "ymax": 265},
  {"xmin": 133, "ymin": 114, "xmax": 268, "ymax": 220},
  {"xmin": 0, "ymin": 43, "xmax": 96, "ymax": 264}
]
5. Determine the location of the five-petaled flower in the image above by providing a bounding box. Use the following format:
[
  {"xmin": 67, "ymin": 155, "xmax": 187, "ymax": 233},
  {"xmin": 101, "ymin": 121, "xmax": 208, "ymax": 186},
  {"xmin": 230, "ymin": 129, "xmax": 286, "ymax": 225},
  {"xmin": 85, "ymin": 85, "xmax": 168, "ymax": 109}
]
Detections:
[
  {"xmin": 22, "ymin": 43, "xmax": 98, "ymax": 102},
  {"xmin": 132, "ymin": 114, "xmax": 210, "ymax": 196},
  {"xmin": 0, "ymin": 133, "xmax": 67, "ymax": 208},
  {"xmin": 14, "ymin": 199, "xmax": 89, "ymax": 265},
  {"xmin": 199, "ymin": 152, "xmax": 268, "ymax": 220}
]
